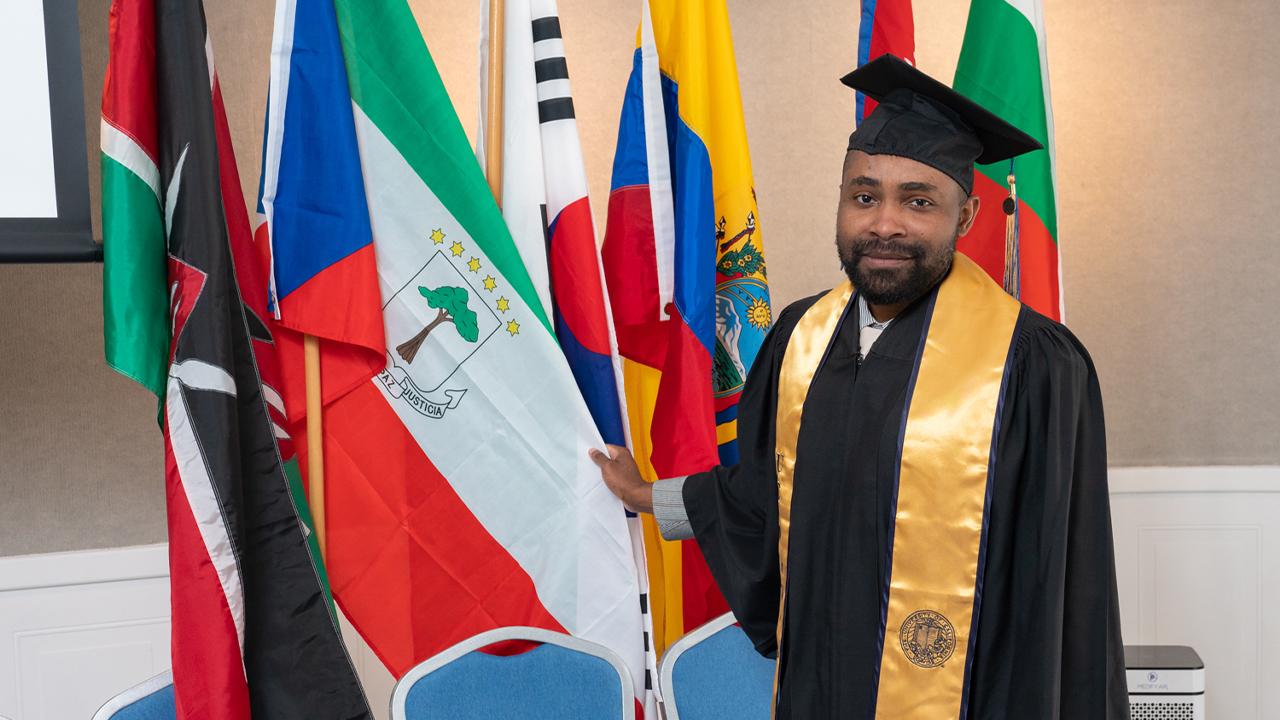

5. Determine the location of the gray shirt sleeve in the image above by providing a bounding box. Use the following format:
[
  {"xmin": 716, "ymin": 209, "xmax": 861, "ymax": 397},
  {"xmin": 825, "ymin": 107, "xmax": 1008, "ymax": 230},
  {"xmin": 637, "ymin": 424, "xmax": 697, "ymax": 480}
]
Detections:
[{"xmin": 652, "ymin": 476, "xmax": 694, "ymax": 540}]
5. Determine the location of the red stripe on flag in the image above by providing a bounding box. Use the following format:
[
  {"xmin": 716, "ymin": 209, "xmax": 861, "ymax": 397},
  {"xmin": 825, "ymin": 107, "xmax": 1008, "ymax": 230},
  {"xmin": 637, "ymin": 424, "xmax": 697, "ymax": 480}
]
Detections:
[
  {"xmin": 102, "ymin": 0, "xmax": 159, "ymax": 162},
  {"xmin": 163, "ymin": 438, "xmax": 250, "ymax": 720},
  {"xmin": 680, "ymin": 540, "xmax": 729, "ymax": 634},
  {"xmin": 271, "ymin": 244, "xmax": 387, "ymax": 420},
  {"xmin": 958, "ymin": 172, "xmax": 1061, "ymax": 321},
  {"xmin": 603, "ymin": 187, "xmax": 718, "ymax": 476},
  {"xmin": 302, "ymin": 382, "xmax": 566, "ymax": 677},
  {"xmin": 648, "ymin": 317, "xmax": 718, "ymax": 478},
  {"xmin": 861, "ymin": 0, "xmax": 916, "ymax": 119},
  {"xmin": 602, "ymin": 186, "xmax": 661, "ymax": 328},
  {"xmin": 550, "ymin": 196, "xmax": 611, "ymax": 355}
]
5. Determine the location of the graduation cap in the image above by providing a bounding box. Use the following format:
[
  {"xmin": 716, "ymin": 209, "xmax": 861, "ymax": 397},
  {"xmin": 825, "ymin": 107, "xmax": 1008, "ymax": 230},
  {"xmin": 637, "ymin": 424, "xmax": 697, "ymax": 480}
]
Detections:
[{"xmin": 840, "ymin": 55, "xmax": 1042, "ymax": 195}]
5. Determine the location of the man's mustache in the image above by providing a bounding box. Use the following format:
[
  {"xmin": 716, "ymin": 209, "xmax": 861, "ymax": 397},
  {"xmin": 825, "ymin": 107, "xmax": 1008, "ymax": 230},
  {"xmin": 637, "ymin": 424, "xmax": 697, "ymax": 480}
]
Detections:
[{"xmin": 848, "ymin": 238, "xmax": 925, "ymax": 259}]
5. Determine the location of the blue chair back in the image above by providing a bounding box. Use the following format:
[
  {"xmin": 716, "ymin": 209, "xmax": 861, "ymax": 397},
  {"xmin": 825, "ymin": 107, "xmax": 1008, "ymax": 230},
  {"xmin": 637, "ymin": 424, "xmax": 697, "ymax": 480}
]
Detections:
[
  {"xmin": 391, "ymin": 626, "xmax": 635, "ymax": 720},
  {"xmin": 93, "ymin": 671, "xmax": 175, "ymax": 720},
  {"xmin": 659, "ymin": 613, "xmax": 776, "ymax": 720}
]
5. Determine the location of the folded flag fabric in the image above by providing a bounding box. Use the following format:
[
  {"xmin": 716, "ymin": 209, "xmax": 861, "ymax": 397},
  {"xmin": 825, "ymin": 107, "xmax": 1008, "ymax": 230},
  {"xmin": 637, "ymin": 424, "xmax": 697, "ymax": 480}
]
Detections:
[
  {"xmin": 854, "ymin": 0, "xmax": 916, "ymax": 120},
  {"xmin": 480, "ymin": 0, "xmax": 657, "ymax": 709},
  {"xmin": 602, "ymin": 0, "xmax": 772, "ymax": 653},
  {"xmin": 953, "ymin": 0, "xmax": 1063, "ymax": 320},
  {"xmin": 101, "ymin": 1, "xmax": 370, "ymax": 717},
  {"xmin": 257, "ymin": 0, "xmax": 647, "ymax": 686}
]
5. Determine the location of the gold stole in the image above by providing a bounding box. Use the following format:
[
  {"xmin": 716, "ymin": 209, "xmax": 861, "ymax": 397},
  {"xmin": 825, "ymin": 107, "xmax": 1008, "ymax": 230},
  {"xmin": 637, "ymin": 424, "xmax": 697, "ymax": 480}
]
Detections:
[{"xmin": 774, "ymin": 254, "xmax": 1021, "ymax": 717}]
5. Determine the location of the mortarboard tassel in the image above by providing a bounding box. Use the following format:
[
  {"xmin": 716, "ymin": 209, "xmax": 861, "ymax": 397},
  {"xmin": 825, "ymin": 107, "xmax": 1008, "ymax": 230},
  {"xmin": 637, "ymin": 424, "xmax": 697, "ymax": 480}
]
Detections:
[{"xmin": 1002, "ymin": 159, "xmax": 1021, "ymax": 300}]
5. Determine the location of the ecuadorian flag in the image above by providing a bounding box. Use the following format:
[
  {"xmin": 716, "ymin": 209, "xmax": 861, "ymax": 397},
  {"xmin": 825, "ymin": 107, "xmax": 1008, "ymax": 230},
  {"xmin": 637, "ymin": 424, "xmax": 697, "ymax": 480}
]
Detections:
[{"xmin": 602, "ymin": 0, "xmax": 772, "ymax": 653}]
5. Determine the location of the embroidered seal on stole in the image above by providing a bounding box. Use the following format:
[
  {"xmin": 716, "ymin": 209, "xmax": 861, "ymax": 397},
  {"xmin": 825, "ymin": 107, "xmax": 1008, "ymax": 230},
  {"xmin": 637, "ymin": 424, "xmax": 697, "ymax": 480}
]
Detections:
[{"xmin": 899, "ymin": 609, "xmax": 957, "ymax": 668}]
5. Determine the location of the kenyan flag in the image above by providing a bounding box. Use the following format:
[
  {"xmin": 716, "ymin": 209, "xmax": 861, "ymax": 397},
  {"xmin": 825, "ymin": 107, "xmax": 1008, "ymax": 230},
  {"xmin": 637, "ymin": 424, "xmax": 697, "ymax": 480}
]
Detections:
[
  {"xmin": 100, "ymin": 1, "xmax": 369, "ymax": 717},
  {"xmin": 953, "ymin": 0, "xmax": 1062, "ymax": 321}
]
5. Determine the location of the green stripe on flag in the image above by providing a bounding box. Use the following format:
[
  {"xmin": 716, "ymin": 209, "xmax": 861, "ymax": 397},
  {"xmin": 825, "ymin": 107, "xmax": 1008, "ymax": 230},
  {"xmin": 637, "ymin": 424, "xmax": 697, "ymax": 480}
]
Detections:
[
  {"xmin": 954, "ymin": 0, "xmax": 1057, "ymax": 240},
  {"xmin": 282, "ymin": 456, "xmax": 337, "ymax": 617},
  {"xmin": 102, "ymin": 154, "xmax": 169, "ymax": 399},
  {"xmin": 333, "ymin": 0, "xmax": 551, "ymax": 334}
]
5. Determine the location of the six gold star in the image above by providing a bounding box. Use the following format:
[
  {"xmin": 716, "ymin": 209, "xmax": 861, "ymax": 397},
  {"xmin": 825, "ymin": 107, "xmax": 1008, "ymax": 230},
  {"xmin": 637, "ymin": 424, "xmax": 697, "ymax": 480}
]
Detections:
[
  {"xmin": 506, "ymin": 319, "xmax": 521, "ymax": 336},
  {"xmin": 430, "ymin": 228, "xmax": 446, "ymax": 245},
  {"xmin": 482, "ymin": 275, "xmax": 497, "ymax": 292},
  {"xmin": 467, "ymin": 257, "xmax": 482, "ymax": 273},
  {"xmin": 450, "ymin": 241, "xmax": 465, "ymax": 257},
  {"xmin": 496, "ymin": 296, "xmax": 510, "ymax": 313}
]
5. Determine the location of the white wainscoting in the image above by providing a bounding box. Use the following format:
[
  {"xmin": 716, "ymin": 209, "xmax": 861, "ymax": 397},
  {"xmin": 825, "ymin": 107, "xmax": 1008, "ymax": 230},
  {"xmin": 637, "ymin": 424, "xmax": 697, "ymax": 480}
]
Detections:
[
  {"xmin": 1, "ymin": 467, "xmax": 1275, "ymax": 719},
  {"xmin": 1110, "ymin": 466, "xmax": 1280, "ymax": 720},
  {"xmin": 0, "ymin": 544, "xmax": 171, "ymax": 720},
  {"xmin": 0, "ymin": 544, "xmax": 397, "ymax": 720}
]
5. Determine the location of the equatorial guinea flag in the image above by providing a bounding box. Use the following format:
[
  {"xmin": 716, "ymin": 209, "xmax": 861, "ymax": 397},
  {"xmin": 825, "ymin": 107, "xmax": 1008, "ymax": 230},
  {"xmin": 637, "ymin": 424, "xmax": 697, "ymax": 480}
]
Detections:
[
  {"xmin": 100, "ymin": 1, "xmax": 371, "ymax": 718},
  {"xmin": 258, "ymin": 0, "xmax": 647, "ymax": 685},
  {"xmin": 953, "ymin": 0, "xmax": 1063, "ymax": 320},
  {"xmin": 480, "ymin": 0, "xmax": 657, "ymax": 710}
]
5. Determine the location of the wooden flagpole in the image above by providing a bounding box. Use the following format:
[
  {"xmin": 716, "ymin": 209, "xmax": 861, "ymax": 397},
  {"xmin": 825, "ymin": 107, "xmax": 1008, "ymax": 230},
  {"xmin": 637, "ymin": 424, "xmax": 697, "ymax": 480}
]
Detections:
[
  {"xmin": 304, "ymin": 334, "xmax": 327, "ymax": 561},
  {"xmin": 485, "ymin": 0, "xmax": 505, "ymax": 204}
]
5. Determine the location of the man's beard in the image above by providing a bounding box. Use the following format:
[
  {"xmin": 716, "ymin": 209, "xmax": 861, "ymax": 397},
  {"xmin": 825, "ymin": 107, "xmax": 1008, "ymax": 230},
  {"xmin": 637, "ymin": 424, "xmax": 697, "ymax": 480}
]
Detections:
[{"xmin": 838, "ymin": 233, "xmax": 957, "ymax": 306}]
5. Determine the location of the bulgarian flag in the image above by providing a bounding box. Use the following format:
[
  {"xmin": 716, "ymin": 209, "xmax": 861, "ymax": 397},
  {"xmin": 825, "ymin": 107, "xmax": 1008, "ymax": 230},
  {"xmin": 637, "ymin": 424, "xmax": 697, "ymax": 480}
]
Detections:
[
  {"xmin": 257, "ymin": 0, "xmax": 646, "ymax": 687},
  {"xmin": 953, "ymin": 0, "xmax": 1062, "ymax": 320}
]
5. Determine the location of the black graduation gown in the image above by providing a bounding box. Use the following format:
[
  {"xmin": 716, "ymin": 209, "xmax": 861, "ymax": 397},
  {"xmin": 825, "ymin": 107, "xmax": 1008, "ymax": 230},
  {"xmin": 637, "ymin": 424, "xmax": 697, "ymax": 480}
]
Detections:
[{"xmin": 682, "ymin": 279, "xmax": 1130, "ymax": 719}]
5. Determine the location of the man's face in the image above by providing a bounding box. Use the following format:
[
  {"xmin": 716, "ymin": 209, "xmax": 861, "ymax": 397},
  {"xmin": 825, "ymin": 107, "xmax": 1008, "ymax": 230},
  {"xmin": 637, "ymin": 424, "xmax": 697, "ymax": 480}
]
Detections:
[{"xmin": 836, "ymin": 151, "xmax": 980, "ymax": 307}]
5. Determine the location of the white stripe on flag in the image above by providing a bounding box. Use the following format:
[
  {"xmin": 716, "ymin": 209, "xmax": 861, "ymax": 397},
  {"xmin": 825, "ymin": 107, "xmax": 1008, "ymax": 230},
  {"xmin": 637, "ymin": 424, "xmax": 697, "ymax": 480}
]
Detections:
[
  {"xmin": 535, "ymin": 78, "xmax": 572, "ymax": 102},
  {"xmin": 100, "ymin": 119, "xmax": 161, "ymax": 201},
  {"xmin": 260, "ymin": 0, "xmax": 301, "ymax": 316},
  {"xmin": 165, "ymin": 145, "xmax": 190, "ymax": 240},
  {"xmin": 171, "ymin": 359, "xmax": 237, "ymax": 395},
  {"xmin": 261, "ymin": 382, "xmax": 286, "ymax": 414},
  {"xmin": 640, "ymin": 1, "xmax": 676, "ymax": 320},
  {"xmin": 166, "ymin": 371, "xmax": 247, "ymax": 661},
  {"xmin": 352, "ymin": 100, "xmax": 640, "ymax": 653},
  {"xmin": 480, "ymin": 0, "xmax": 554, "ymax": 320},
  {"xmin": 203, "ymin": 34, "xmax": 216, "ymax": 90},
  {"xmin": 532, "ymin": 37, "xmax": 566, "ymax": 62}
]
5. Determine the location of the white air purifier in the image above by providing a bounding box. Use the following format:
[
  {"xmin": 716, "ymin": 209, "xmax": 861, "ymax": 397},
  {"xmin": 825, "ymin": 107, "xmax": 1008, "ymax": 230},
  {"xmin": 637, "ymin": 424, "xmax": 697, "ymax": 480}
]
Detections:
[{"xmin": 1126, "ymin": 645, "xmax": 1204, "ymax": 720}]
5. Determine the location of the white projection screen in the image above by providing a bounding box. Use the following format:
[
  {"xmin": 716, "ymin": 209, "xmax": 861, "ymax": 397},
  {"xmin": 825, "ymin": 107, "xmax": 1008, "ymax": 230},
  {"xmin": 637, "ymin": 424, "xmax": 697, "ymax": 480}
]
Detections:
[{"xmin": 0, "ymin": 0, "xmax": 95, "ymax": 262}]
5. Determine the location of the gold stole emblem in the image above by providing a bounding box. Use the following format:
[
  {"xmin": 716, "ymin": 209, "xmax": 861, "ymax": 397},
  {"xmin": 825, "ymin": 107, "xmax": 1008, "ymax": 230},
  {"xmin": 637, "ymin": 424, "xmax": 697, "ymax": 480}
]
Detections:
[{"xmin": 774, "ymin": 254, "xmax": 1020, "ymax": 717}]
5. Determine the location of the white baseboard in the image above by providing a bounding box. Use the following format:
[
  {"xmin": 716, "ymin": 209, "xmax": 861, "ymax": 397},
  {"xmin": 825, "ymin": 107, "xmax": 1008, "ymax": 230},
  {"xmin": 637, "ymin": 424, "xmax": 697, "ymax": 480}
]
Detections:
[{"xmin": 1, "ymin": 467, "xmax": 1274, "ymax": 719}]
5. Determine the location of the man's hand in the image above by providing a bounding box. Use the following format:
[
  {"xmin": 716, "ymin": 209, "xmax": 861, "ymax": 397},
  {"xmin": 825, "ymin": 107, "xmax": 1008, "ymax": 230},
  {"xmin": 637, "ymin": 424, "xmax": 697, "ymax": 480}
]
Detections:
[{"xmin": 589, "ymin": 444, "xmax": 654, "ymax": 514}]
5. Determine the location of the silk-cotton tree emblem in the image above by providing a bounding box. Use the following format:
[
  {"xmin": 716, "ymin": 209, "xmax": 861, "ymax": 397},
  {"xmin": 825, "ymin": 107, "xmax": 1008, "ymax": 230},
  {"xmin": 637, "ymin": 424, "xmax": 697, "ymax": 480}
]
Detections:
[{"xmin": 378, "ymin": 236, "xmax": 510, "ymax": 419}]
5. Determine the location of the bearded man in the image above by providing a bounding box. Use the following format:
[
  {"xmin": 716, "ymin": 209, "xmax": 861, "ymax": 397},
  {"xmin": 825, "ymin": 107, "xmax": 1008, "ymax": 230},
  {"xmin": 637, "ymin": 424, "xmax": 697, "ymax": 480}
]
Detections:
[{"xmin": 592, "ymin": 56, "xmax": 1129, "ymax": 719}]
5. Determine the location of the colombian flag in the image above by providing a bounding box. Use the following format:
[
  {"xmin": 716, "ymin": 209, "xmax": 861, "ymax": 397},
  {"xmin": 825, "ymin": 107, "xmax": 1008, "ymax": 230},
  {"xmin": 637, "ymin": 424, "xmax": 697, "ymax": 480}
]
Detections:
[{"xmin": 602, "ymin": 0, "xmax": 772, "ymax": 653}]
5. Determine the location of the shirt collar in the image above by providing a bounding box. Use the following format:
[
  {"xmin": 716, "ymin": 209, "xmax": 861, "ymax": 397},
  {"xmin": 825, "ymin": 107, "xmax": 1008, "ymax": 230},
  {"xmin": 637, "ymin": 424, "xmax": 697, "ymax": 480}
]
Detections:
[{"xmin": 857, "ymin": 293, "xmax": 892, "ymax": 331}]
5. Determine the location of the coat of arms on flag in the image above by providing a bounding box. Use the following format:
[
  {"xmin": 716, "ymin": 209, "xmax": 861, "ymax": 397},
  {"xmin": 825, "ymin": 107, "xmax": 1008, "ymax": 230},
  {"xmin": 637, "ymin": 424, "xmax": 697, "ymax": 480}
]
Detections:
[
  {"xmin": 379, "ymin": 231, "xmax": 525, "ymax": 420},
  {"xmin": 713, "ymin": 211, "xmax": 771, "ymax": 399}
]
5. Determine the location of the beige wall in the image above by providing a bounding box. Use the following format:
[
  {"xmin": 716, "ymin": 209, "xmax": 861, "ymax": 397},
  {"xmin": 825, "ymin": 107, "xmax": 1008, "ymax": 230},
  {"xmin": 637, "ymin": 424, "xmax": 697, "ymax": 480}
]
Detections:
[{"xmin": 2, "ymin": 0, "xmax": 1277, "ymax": 556}]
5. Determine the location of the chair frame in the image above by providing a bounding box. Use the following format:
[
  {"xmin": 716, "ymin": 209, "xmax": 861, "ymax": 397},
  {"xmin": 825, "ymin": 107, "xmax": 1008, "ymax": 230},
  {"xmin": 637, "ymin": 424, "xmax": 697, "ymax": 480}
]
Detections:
[
  {"xmin": 92, "ymin": 669, "xmax": 173, "ymax": 720},
  {"xmin": 657, "ymin": 612, "xmax": 767, "ymax": 720},
  {"xmin": 390, "ymin": 625, "xmax": 636, "ymax": 720}
]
